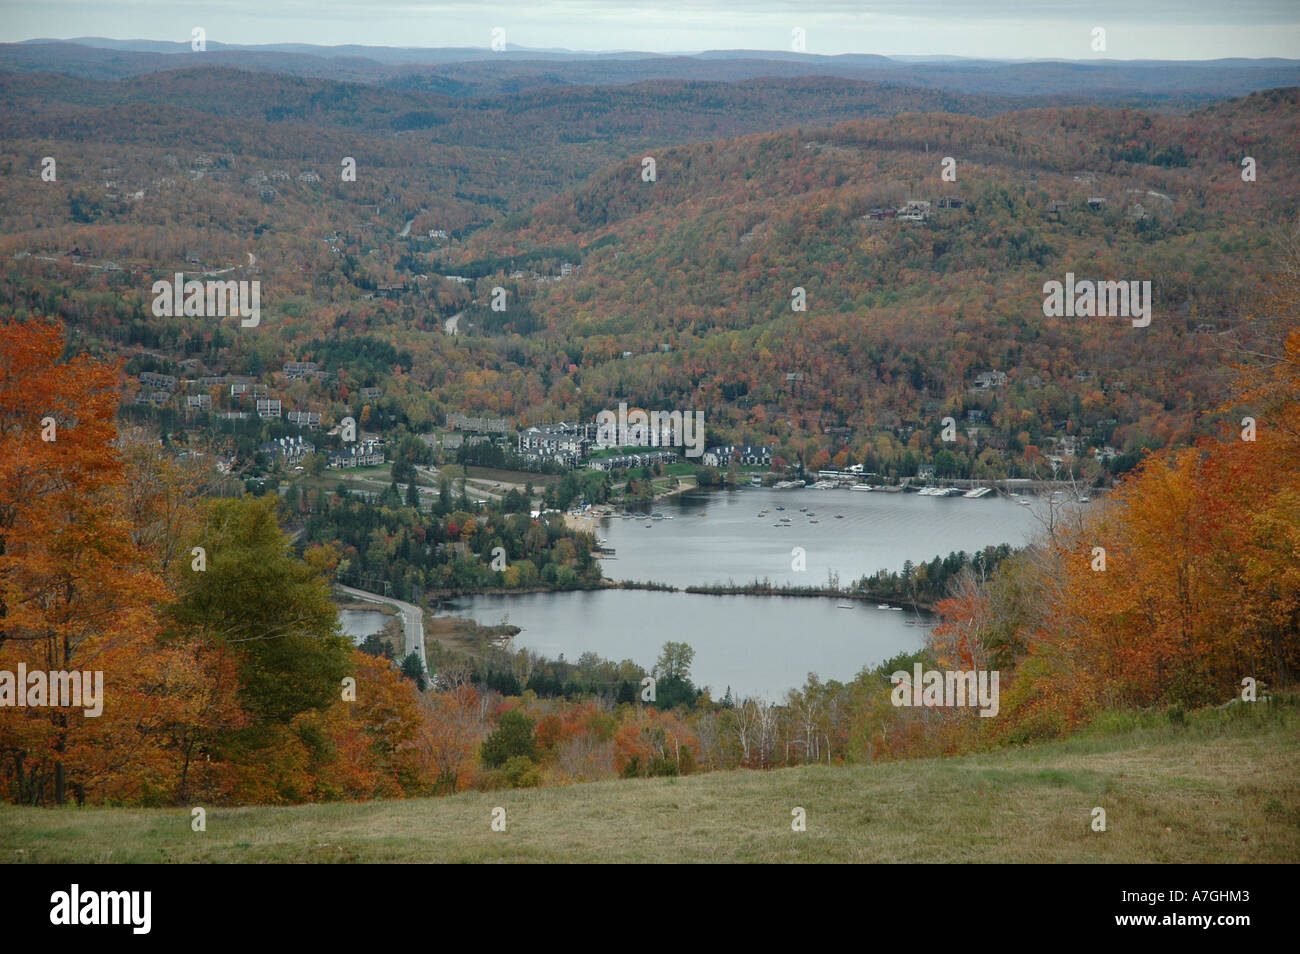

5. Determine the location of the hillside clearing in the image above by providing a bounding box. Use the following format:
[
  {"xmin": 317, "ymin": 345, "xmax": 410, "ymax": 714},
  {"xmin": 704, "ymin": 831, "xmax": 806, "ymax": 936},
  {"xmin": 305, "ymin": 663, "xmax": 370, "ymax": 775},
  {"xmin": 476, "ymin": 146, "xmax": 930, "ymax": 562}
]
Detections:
[{"xmin": 4, "ymin": 704, "xmax": 1297, "ymax": 863}]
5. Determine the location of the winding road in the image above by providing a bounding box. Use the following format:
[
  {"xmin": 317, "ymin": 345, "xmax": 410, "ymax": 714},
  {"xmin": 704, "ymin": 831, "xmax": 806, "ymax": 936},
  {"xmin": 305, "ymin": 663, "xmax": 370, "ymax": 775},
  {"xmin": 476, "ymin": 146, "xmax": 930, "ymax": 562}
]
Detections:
[{"xmin": 337, "ymin": 584, "xmax": 428, "ymax": 674}]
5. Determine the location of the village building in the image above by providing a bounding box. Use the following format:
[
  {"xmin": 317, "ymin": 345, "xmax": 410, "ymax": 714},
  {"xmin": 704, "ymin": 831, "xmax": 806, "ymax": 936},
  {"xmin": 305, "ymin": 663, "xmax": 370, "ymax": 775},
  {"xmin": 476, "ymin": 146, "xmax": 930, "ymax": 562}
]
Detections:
[
  {"xmin": 329, "ymin": 440, "xmax": 385, "ymax": 469},
  {"xmin": 518, "ymin": 423, "xmax": 594, "ymax": 467},
  {"xmin": 897, "ymin": 200, "xmax": 932, "ymax": 222},
  {"xmin": 285, "ymin": 410, "xmax": 322, "ymax": 428},
  {"xmin": 259, "ymin": 436, "xmax": 315, "ymax": 467},
  {"xmin": 971, "ymin": 370, "xmax": 1008, "ymax": 391},
  {"xmin": 283, "ymin": 361, "xmax": 318, "ymax": 379},
  {"xmin": 702, "ymin": 445, "xmax": 772, "ymax": 468},
  {"xmin": 586, "ymin": 450, "xmax": 680, "ymax": 471},
  {"xmin": 446, "ymin": 412, "xmax": 510, "ymax": 434},
  {"xmin": 138, "ymin": 371, "xmax": 177, "ymax": 390}
]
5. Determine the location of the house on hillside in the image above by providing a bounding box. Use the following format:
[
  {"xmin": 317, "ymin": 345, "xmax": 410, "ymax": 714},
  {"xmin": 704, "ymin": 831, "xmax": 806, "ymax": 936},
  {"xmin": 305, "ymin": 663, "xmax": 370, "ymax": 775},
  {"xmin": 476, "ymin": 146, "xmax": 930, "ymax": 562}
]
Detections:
[
  {"xmin": 702, "ymin": 445, "xmax": 772, "ymax": 468},
  {"xmin": 260, "ymin": 436, "xmax": 315, "ymax": 467},
  {"xmin": 283, "ymin": 361, "xmax": 318, "ymax": 379},
  {"xmin": 446, "ymin": 412, "xmax": 510, "ymax": 434},
  {"xmin": 971, "ymin": 370, "xmax": 1008, "ymax": 391},
  {"xmin": 139, "ymin": 372, "xmax": 177, "ymax": 390},
  {"xmin": 897, "ymin": 200, "xmax": 931, "ymax": 222},
  {"xmin": 285, "ymin": 410, "xmax": 322, "ymax": 429},
  {"xmin": 329, "ymin": 440, "xmax": 384, "ymax": 469},
  {"xmin": 587, "ymin": 450, "xmax": 680, "ymax": 471},
  {"xmin": 518, "ymin": 423, "xmax": 593, "ymax": 467}
]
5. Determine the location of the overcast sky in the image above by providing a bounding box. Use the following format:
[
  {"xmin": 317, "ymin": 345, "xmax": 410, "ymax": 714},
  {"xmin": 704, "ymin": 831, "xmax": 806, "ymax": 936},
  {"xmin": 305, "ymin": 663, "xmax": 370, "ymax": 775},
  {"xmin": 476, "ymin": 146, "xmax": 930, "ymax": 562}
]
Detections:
[{"xmin": 3, "ymin": 1, "xmax": 1299, "ymax": 59}]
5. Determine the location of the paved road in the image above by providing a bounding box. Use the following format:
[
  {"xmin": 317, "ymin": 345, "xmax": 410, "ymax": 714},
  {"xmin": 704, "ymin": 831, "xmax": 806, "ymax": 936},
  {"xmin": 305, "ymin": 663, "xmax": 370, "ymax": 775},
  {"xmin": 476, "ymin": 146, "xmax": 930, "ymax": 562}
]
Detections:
[{"xmin": 337, "ymin": 584, "xmax": 427, "ymax": 673}]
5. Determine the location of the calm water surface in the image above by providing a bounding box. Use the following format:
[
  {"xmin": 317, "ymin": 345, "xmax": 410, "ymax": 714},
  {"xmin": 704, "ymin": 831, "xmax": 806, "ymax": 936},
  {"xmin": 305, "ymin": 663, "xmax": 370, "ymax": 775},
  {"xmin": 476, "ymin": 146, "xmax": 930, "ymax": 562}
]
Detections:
[
  {"xmin": 338, "ymin": 608, "xmax": 389, "ymax": 645},
  {"xmin": 447, "ymin": 487, "xmax": 1049, "ymax": 700}
]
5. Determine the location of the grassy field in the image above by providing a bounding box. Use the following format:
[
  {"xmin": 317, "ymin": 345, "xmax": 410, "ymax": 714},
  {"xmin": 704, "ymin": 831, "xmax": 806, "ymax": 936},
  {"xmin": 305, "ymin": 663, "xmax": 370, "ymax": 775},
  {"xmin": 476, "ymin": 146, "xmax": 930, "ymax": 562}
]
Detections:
[
  {"xmin": 463, "ymin": 465, "xmax": 559, "ymax": 487},
  {"xmin": 3, "ymin": 702, "xmax": 1297, "ymax": 863}
]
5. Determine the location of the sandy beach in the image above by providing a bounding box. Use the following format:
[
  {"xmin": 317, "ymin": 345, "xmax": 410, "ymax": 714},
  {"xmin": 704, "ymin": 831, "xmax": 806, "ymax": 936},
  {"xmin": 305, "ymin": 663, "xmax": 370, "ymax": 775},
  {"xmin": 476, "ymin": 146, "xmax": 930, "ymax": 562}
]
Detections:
[{"xmin": 563, "ymin": 513, "xmax": 600, "ymax": 535}]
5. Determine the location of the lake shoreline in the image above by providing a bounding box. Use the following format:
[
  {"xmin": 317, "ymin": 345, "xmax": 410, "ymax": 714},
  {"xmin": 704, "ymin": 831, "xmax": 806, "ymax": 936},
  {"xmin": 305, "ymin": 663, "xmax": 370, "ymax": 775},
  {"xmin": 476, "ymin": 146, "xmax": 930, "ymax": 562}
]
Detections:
[{"xmin": 605, "ymin": 578, "xmax": 936, "ymax": 612}]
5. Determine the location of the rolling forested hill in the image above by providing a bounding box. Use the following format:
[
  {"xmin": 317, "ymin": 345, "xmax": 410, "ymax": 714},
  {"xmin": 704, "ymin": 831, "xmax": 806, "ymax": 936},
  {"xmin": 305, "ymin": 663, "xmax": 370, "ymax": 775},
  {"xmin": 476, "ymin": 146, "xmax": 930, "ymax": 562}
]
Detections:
[
  {"xmin": 441, "ymin": 88, "xmax": 1299, "ymax": 474},
  {"xmin": 1, "ymin": 53, "xmax": 1296, "ymax": 477}
]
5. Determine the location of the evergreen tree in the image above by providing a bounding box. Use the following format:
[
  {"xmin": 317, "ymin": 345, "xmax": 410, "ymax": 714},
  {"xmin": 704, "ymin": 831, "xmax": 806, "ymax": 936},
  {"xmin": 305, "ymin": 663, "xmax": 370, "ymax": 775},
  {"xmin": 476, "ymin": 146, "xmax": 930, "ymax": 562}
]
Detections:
[
  {"xmin": 480, "ymin": 709, "xmax": 537, "ymax": 767},
  {"xmin": 400, "ymin": 652, "xmax": 427, "ymax": 691}
]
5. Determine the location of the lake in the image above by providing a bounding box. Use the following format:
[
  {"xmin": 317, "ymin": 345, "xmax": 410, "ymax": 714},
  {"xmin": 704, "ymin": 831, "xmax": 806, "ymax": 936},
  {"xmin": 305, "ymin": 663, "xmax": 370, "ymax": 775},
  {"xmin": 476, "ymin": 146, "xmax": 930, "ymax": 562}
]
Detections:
[
  {"xmin": 338, "ymin": 608, "xmax": 390, "ymax": 644},
  {"xmin": 445, "ymin": 487, "xmax": 1046, "ymax": 700},
  {"xmin": 592, "ymin": 486, "xmax": 1040, "ymax": 588}
]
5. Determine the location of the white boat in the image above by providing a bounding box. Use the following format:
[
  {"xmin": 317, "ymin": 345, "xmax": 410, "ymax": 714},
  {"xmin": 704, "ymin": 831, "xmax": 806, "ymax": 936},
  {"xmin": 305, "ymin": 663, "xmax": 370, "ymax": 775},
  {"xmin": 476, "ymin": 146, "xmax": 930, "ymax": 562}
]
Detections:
[
  {"xmin": 837, "ymin": 602, "xmax": 854, "ymax": 609},
  {"xmin": 963, "ymin": 486, "xmax": 992, "ymax": 498},
  {"xmin": 851, "ymin": 484, "xmax": 873, "ymax": 491},
  {"xmin": 890, "ymin": 606, "xmax": 904, "ymax": 611},
  {"xmin": 877, "ymin": 604, "xmax": 891, "ymax": 610}
]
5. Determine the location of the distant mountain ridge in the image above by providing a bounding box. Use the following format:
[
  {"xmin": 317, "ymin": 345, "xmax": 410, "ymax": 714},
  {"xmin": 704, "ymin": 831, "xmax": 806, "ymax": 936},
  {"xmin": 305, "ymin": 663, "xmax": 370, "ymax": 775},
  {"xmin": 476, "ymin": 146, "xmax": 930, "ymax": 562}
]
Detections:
[{"xmin": 3, "ymin": 39, "xmax": 1297, "ymax": 102}]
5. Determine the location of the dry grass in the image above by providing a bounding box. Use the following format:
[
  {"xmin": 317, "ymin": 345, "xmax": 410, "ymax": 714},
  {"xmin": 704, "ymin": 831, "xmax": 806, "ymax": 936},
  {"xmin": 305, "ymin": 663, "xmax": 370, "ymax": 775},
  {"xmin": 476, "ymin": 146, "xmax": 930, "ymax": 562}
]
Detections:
[{"xmin": 4, "ymin": 701, "xmax": 1297, "ymax": 863}]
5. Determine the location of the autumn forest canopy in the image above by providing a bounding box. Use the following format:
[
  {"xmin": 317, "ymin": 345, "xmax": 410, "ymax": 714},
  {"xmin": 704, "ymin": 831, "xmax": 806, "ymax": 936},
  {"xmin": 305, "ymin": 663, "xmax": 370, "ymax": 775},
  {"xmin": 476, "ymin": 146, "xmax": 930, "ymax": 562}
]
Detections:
[{"xmin": 0, "ymin": 42, "xmax": 1298, "ymax": 808}]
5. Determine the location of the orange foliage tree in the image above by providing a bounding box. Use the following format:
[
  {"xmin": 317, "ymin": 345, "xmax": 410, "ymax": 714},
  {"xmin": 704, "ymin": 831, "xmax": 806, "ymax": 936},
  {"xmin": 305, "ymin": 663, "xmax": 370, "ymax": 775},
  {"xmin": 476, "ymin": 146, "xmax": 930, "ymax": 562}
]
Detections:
[{"xmin": 0, "ymin": 319, "xmax": 171, "ymax": 804}]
